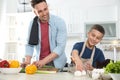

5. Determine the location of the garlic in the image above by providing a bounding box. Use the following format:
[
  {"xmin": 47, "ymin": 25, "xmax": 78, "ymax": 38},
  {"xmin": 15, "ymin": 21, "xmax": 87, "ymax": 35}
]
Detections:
[
  {"xmin": 81, "ymin": 70, "xmax": 86, "ymax": 75},
  {"xmin": 74, "ymin": 71, "xmax": 82, "ymax": 76},
  {"xmin": 74, "ymin": 70, "xmax": 86, "ymax": 76}
]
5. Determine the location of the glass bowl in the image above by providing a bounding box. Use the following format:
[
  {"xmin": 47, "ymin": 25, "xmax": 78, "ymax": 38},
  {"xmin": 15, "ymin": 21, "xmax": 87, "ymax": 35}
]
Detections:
[{"xmin": 109, "ymin": 73, "xmax": 120, "ymax": 80}]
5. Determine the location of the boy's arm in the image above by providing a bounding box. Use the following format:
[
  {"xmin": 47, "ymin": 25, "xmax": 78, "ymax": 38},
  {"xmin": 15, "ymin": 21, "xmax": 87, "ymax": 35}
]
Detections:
[{"xmin": 71, "ymin": 50, "xmax": 83, "ymax": 71}]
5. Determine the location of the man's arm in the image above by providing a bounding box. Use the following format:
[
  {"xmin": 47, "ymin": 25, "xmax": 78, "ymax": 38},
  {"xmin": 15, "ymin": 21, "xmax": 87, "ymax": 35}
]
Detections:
[
  {"xmin": 32, "ymin": 52, "xmax": 58, "ymax": 67},
  {"xmin": 25, "ymin": 55, "xmax": 32, "ymax": 64}
]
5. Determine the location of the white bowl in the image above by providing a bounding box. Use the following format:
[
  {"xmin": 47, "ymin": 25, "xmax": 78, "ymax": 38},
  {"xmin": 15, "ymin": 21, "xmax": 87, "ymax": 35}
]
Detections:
[
  {"xmin": 0, "ymin": 68, "xmax": 22, "ymax": 74},
  {"xmin": 109, "ymin": 73, "xmax": 120, "ymax": 80}
]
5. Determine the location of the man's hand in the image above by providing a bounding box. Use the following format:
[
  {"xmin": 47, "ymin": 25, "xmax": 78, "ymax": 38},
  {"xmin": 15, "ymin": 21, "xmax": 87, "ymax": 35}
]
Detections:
[
  {"xmin": 20, "ymin": 56, "xmax": 31, "ymax": 68},
  {"xmin": 32, "ymin": 53, "xmax": 58, "ymax": 68},
  {"xmin": 21, "ymin": 61, "xmax": 30, "ymax": 68},
  {"xmin": 32, "ymin": 60, "xmax": 45, "ymax": 68}
]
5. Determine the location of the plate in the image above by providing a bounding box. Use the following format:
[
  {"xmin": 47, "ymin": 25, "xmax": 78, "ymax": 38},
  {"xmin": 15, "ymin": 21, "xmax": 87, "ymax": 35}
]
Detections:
[{"xmin": 0, "ymin": 68, "xmax": 22, "ymax": 74}]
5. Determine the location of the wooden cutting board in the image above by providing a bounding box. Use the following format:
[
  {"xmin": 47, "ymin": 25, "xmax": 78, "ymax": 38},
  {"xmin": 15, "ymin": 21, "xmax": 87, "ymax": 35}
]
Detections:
[
  {"xmin": 20, "ymin": 66, "xmax": 58, "ymax": 74},
  {"xmin": 36, "ymin": 67, "xmax": 58, "ymax": 74}
]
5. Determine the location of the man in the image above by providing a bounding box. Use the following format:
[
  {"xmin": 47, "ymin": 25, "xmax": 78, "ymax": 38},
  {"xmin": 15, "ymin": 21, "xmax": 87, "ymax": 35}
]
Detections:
[
  {"xmin": 71, "ymin": 24, "xmax": 105, "ymax": 71},
  {"xmin": 22, "ymin": 0, "xmax": 67, "ymax": 69}
]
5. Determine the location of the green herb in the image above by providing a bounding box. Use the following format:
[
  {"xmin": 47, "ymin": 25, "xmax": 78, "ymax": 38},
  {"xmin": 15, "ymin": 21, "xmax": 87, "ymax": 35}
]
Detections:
[
  {"xmin": 105, "ymin": 61, "xmax": 120, "ymax": 73},
  {"xmin": 43, "ymin": 65, "xmax": 54, "ymax": 68},
  {"xmin": 20, "ymin": 68, "xmax": 25, "ymax": 73}
]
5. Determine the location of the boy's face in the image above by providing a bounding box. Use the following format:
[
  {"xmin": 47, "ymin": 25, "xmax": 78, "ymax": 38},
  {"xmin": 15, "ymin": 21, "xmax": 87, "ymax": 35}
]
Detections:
[
  {"xmin": 34, "ymin": 2, "xmax": 49, "ymax": 23},
  {"xmin": 87, "ymin": 29, "xmax": 104, "ymax": 46}
]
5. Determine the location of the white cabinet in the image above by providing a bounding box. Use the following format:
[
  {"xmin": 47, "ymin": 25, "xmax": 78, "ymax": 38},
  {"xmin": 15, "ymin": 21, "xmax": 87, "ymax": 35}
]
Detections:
[
  {"xmin": 83, "ymin": 5, "xmax": 118, "ymax": 39},
  {"xmin": 85, "ymin": 6, "xmax": 117, "ymax": 22}
]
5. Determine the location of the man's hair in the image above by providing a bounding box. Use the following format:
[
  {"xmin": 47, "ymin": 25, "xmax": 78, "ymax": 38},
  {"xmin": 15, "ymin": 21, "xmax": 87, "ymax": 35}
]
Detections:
[
  {"xmin": 31, "ymin": 0, "xmax": 47, "ymax": 8},
  {"xmin": 90, "ymin": 24, "xmax": 105, "ymax": 35}
]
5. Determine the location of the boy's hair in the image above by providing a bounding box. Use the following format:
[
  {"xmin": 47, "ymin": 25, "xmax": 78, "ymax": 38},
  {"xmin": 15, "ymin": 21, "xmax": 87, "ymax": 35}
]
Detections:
[
  {"xmin": 90, "ymin": 24, "xmax": 105, "ymax": 35},
  {"xmin": 31, "ymin": 0, "xmax": 47, "ymax": 8}
]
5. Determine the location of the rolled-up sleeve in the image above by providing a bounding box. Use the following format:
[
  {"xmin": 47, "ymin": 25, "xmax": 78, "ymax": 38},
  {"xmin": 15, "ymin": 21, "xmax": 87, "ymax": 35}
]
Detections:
[
  {"xmin": 51, "ymin": 17, "xmax": 67, "ymax": 56},
  {"xmin": 25, "ymin": 20, "xmax": 34, "ymax": 56}
]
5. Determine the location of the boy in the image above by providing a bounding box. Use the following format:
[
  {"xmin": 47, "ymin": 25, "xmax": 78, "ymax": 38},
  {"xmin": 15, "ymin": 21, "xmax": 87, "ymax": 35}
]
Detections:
[{"xmin": 71, "ymin": 24, "xmax": 105, "ymax": 71}]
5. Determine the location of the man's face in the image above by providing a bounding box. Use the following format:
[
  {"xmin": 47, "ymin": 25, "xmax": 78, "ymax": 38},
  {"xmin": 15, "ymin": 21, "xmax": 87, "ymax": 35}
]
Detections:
[
  {"xmin": 34, "ymin": 2, "xmax": 49, "ymax": 23},
  {"xmin": 87, "ymin": 29, "xmax": 104, "ymax": 46}
]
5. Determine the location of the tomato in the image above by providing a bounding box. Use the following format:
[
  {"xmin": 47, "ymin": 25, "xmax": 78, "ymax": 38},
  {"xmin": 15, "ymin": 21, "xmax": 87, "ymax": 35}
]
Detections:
[
  {"xmin": 0, "ymin": 60, "xmax": 10, "ymax": 68},
  {"xmin": 25, "ymin": 64, "xmax": 37, "ymax": 74}
]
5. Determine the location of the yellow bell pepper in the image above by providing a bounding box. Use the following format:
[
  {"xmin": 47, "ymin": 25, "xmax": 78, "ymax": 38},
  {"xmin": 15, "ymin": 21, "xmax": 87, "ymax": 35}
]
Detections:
[
  {"xmin": 25, "ymin": 64, "xmax": 37, "ymax": 74},
  {"xmin": 9, "ymin": 60, "xmax": 20, "ymax": 68}
]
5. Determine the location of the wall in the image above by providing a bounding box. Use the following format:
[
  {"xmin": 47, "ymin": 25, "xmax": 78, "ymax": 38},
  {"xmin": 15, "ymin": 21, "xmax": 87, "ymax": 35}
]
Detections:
[
  {"xmin": 6, "ymin": 0, "xmax": 18, "ymax": 13},
  {"xmin": 0, "ymin": 0, "xmax": 7, "ymax": 59},
  {"xmin": 116, "ymin": 0, "xmax": 120, "ymax": 39}
]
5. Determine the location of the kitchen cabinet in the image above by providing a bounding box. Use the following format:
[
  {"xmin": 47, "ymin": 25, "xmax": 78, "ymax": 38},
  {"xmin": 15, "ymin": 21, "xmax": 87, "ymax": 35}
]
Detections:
[{"xmin": 85, "ymin": 22, "xmax": 117, "ymax": 39}]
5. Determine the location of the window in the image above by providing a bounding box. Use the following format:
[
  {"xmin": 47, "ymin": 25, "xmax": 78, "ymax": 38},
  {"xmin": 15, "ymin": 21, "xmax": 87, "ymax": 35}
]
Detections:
[
  {"xmin": 85, "ymin": 22, "xmax": 117, "ymax": 39},
  {"xmin": 1, "ymin": 12, "xmax": 35, "ymax": 62}
]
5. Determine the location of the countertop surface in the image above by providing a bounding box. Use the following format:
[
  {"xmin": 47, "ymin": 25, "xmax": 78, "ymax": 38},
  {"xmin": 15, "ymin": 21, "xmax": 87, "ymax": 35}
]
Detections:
[{"xmin": 0, "ymin": 72, "xmax": 93, "ymax": 80}]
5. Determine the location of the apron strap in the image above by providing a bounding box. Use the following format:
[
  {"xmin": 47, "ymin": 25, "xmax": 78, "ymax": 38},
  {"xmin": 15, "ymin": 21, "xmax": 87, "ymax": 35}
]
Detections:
[
  {"xmin": 79, "ymin": 41, "xmax": 95, "ymax": 63},
  {"xmin": 90, "ymin": 47, "xmax": 95, "ymax": 62},
  {"xmin": 80, "ymin": 41, "xmax": 87, "ymax": 57}
]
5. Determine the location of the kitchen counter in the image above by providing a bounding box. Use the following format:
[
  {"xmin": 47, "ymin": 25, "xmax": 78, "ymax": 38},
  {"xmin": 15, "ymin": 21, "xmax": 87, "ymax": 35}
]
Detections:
[{"xmin": 0, "ymin": 72, "xmax": 93, "ymax": 80}]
